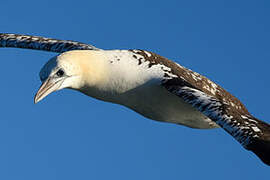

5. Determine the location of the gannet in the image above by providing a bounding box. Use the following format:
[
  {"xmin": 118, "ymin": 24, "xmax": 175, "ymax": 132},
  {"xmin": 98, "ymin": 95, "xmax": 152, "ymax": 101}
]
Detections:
[{"xmin": 1, "ymin": 33, "xmax": 270, "ymax": 166}]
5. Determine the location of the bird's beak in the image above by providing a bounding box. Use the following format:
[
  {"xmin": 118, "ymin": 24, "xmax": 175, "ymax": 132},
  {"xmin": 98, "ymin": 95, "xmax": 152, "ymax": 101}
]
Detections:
[{"xmin": 34, "ymin": 77, "xmax": 64, "ymax": 104}]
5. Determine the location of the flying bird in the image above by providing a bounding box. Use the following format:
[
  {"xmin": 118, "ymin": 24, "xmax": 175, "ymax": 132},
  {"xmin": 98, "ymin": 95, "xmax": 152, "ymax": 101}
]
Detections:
[{"xmin": 0, "ymin": 33, "xmax": 270, "ymax": 166}]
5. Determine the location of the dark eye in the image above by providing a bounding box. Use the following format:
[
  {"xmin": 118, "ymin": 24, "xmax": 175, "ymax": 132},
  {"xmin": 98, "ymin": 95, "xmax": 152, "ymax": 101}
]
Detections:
[{"xmin": 56, "ymin": 69, "xmax": 65, "ymax": 77}]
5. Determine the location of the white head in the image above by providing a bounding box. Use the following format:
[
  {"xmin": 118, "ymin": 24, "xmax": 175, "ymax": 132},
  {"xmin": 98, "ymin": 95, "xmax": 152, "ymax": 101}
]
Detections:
[{"xmin": 34, "ymin": 50, "xmax": 108, "ymax": 103}]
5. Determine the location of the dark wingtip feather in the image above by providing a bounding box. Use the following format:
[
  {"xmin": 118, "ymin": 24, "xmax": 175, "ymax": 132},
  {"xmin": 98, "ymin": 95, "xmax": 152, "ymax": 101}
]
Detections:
[
  {"xmin": 246, "ymin": 121, "xmax": 270, "ymax": 166},
  {"xmin": 248, "ymin": 139, "xmax": 270, "ymax": 166}
]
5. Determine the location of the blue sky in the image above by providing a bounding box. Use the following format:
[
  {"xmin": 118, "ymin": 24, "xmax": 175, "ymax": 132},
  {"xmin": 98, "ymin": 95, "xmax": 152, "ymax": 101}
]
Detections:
[{"xmin": 0, "ymin": 0, "xmax": 269, "ymax": 179}]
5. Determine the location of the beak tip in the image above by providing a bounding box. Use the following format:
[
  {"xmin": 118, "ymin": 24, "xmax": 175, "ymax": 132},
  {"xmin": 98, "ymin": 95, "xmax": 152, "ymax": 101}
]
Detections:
[
  {"xmin": 34, "ymin": 76, "xmax": 63, "ymax": 104},
  {"xmin": 34, "ymin": 96, "xmax": 39, "ymax": 104}
]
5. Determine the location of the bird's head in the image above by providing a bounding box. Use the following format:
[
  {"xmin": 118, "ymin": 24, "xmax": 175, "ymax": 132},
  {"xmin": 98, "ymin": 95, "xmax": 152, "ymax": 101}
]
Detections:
[{"xmin": 34, "ymin": 50, "xmax": 107, "ymax": 103}]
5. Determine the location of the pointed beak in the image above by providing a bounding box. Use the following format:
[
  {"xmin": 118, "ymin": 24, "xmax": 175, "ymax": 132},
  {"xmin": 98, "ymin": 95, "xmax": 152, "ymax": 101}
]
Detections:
[{"xmin": 34, "ymin": 77, "xmax": 64, "ymax": 104}]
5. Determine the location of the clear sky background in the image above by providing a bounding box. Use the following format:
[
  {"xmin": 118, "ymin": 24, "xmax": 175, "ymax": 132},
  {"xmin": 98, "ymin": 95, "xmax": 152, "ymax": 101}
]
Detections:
[{"xmin": 0, "ymin": 0, "xmax": 269, "ymax": 179}]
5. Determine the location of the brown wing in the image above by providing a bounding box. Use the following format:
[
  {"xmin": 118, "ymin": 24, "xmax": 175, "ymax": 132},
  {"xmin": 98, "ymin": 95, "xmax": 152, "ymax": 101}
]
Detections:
[{"xmin": 0, "ymin": 33, "xmax": 99, "ymax": 53}]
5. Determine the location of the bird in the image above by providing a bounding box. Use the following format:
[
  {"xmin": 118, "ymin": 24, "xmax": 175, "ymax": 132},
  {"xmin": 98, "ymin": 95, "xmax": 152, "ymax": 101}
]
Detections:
[{"xmin": 1, "ymin": 33, "xmax": 270, "ymax": 166}]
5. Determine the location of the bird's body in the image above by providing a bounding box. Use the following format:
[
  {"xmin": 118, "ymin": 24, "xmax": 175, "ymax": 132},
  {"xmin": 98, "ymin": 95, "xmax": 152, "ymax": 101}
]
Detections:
[
  {"xmin": 1, "ymin": 33, "xmax": 270, "ymax": 166},
  {"xmin": 70, "ymin": 50, "xmax": 217, "ymax": 129}
]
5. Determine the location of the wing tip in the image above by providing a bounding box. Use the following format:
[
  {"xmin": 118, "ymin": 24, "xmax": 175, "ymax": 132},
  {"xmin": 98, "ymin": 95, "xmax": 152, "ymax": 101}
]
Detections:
[
  {"xmin": 248, "ymin": 138, "xmax": 270, "ymax": 166},
  {"xmin": 246, "ymin": 121, "xmax": 270, "ymax": 166}
]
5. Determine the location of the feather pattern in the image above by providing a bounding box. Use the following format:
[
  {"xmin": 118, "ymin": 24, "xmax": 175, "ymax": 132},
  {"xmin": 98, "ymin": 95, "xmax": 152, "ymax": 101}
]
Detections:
[
  {"xmin": 163, "ymin": 83, "xmax": 261, "ymax": 145},
  {"xmin": 0, "ymin": 33, "xmax": 99, "ymax": 53}
]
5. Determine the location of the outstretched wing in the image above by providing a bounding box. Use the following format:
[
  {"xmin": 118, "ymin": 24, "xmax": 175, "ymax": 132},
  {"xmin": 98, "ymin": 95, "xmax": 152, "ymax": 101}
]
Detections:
[
  {"xmin": 0, "ymin": 33, "xmax": 99, "ymax": 53},
  {"xmin": 162, "ymin": 78, "xmax": 270, "ymax": 166},
  {"xmin": 129, "ymin": 49, "xmax": 270, "ymax": 165}
]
